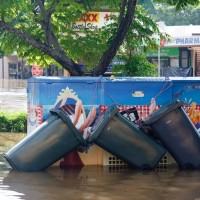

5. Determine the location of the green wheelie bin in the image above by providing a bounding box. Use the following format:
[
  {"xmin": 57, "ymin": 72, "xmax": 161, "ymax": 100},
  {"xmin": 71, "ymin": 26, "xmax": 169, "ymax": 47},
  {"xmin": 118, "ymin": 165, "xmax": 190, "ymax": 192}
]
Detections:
[
  {"xmin": 143, "ymin": 99, "xmax": 200, "ymax": 169},
  {"xmin": 4, "ymin": 109, "xmax": 87, "ymax": 172},
  {"xmin": 88, "ymin": 105, "xmax": 166, "ymax": 170}
]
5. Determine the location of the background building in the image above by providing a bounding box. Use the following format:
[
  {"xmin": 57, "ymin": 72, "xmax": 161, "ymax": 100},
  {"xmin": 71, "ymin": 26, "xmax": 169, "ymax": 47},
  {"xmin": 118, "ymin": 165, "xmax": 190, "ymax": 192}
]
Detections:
[
  {"xmin": 147, "ymin": 22, "xmax": 200, "ymax": 77},
  {"xmin": 0, "ymin": 55, "xmax": 64, "ymax": 79}
]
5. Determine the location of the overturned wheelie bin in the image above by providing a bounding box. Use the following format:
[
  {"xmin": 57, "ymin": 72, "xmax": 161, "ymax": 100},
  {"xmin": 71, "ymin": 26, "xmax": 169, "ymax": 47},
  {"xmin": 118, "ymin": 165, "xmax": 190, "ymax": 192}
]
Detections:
[
  {"xmin": 88, "ymin": 105, "xmax": 166, "ymax": 170},
  {"xmin": 143, "ymin": 99, "xmax": 200, "ymax": 169},
  {"xmin": 4, "ymin": 109, "xmax": 87, "ymax": 172}
]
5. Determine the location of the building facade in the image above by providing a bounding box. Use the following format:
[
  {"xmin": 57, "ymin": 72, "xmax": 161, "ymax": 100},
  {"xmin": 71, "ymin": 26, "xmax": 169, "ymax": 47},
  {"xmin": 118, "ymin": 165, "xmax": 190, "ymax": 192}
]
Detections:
[
  {"xmin": 147, "ymin": 22, "xmax": 200, "ymax": 77},
  {"xmin": 0, "ymin": 55, "xmax": 64, "ymax": 79}
]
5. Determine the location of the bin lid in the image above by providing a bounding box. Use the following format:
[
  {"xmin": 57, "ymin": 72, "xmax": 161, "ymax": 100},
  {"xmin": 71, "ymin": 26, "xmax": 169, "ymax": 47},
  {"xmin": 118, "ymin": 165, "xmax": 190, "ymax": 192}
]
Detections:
[
  {"xmin": 143, "ymin": 99, "xmax": 184, "ymax": 125},
  {"xmin": 50, "ymin": 109, "xmax": 87, "ymax": 146},
  {"xmin": 87, "ymin": 104, "xmax": 119, "ymax": 143}
]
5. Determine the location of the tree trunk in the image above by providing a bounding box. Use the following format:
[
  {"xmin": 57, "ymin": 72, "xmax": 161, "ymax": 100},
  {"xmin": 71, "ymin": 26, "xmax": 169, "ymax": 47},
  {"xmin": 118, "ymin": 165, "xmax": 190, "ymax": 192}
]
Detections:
[
  {"xmin": 53, "ymin": 53, "xmax": 84, "ymax": 76},
  {"xmin": 92, "ymin": 0, "xmax": 137, "ymax": 76}
]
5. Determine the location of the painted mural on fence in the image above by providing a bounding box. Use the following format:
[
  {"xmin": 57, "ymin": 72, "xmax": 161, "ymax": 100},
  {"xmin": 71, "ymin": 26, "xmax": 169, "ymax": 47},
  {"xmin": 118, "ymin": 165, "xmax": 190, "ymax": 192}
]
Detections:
[
  {"xmin": 173, "ymin": 84, "xmax": 200, "ymax": 131},
  {"xmin": 52, "ymin": 86, "xmax": 97, "ymax": 139},
  {"xmin": 51, "ymin": 87, "xmax": 97, "ymax": 167}
]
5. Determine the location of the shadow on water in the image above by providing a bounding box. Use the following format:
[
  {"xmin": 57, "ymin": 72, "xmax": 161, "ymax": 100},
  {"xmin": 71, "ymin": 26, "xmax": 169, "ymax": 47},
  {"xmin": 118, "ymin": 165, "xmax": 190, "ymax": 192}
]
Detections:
[{"xmin": 1, "ymin": 164, "xmax": 200, "ymax": 200}]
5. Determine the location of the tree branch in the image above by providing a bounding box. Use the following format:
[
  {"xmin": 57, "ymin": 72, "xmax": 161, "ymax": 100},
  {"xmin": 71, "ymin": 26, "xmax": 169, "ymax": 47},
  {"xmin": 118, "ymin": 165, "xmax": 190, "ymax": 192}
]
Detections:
[
  {"xmin": 0, "ymin": 20, "xmax": 83, "ymax": 76},
  {"xmin": 92, "ymin": 0, "xmax": 137, "ymax": 76},
  {"xmin": 118, "ymin": 0, "xmax": 127, "ymax": 25},
  {"xmin": 34, "ymin": 0, "xmax": 59, "ymax": 46},
  {"xmin": 33, "ymin": 0, "xmax": 66, "ymax": 60},
  {"xmin": 0, "ymin": 20, "xmax": 48, "ymax": 51}
]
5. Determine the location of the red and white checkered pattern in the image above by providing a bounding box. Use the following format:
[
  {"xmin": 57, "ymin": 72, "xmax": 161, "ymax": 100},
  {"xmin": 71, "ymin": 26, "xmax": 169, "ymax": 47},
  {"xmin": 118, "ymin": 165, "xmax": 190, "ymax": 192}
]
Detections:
[
  {"xmin": 35, "ymin": 105, "xmax": 43, "ymax": 124},
  {"xmin": 100, "ymin": 105, "xmax": 160, "ymax": 119},
  {"xmin": 27, "ymin": 105, "xmax": 43, "ymax": 125},
  {"xmin": 99, "ymin": 104, "xmax": 200, "ymax": 120}
]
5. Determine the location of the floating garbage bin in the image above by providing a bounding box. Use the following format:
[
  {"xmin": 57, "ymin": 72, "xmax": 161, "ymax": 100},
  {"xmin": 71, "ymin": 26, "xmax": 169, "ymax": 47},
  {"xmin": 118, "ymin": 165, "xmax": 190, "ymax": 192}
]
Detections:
[
  {"xmin": 4, "ymin": 110, "xmax": 86, "ymax": 172},
  {"xmin": 88, "ymin": 105, "xmax": 166, "ymax": 170},
  {"xmin": 143, "ymin": 99, "xmax": 200, "ymax": 169}
]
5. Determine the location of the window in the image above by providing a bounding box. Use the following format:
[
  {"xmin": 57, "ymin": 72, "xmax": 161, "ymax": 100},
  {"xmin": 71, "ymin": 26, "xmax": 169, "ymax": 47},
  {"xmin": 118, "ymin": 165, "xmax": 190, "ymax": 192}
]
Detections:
[
  {"xmin": 180, "ymin": 48, "xmax": 190, "ymax": 68},
  {"xmin": 8, "ymin": 63, "xmax": 17, "ymax": 79}
]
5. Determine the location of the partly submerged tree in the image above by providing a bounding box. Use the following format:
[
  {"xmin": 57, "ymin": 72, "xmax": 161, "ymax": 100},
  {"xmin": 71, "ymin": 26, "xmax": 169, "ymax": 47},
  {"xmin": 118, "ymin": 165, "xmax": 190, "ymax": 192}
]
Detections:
[{"xmin": 0, "ymin": 0, "xmax": 199, "ymax": 76}]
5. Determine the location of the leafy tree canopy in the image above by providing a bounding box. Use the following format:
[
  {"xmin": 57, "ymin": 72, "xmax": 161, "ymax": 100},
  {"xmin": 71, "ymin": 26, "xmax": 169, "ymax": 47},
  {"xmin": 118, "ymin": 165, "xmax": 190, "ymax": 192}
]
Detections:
[
  {"xmin": 0, "ymin": 0, "xmax": 199, "ymax": 76},
  {"xmin": 153, "ymin": 0, "xmax": 200, "ymax": 10},
  {"xmin": 154, "ymin": 4, "xmax": 200, "ymax": 25}
]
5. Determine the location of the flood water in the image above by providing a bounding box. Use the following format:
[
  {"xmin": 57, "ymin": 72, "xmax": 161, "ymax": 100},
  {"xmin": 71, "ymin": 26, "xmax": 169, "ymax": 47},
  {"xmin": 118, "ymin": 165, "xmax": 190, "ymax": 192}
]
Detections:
[
  {"xmin": 1, "ymin": 161, "xmax": 200, "ymax": 200},
  {"xmin": 0, "ymin": 79, "xmax": 27, "ymax": 112},
  {"xmin": 1, "ymin": 79, "xmax": 200, "ymax": 199}
]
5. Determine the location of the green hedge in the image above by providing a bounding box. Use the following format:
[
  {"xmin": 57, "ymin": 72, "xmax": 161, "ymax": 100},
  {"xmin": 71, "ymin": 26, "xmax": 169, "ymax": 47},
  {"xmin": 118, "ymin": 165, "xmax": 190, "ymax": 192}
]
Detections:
[{"xmin": 0, "ymin": 111, "xmax": 27, "ymax": 133}]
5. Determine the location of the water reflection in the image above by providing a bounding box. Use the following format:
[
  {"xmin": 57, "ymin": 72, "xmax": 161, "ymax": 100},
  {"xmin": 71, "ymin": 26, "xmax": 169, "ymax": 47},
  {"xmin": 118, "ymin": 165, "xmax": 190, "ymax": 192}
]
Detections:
[
  {"xmin": 1, "ymin": 137, "xmax": 200, "ymax": 200},
  {"xmin": 1, "ymin": 165, "xmax": 200, "ymax": 200}
]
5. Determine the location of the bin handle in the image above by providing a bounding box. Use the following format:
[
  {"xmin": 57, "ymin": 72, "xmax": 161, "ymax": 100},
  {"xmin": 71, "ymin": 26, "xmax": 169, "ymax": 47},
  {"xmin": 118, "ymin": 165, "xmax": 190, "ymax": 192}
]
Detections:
[{"xmin": 88, "ymin": 105, "xmax": 119, "ymax": 142}]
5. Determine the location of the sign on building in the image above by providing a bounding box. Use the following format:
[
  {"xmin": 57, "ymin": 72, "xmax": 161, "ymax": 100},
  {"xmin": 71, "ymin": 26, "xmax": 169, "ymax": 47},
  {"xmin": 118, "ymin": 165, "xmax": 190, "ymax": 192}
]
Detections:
[
  {"xmin": 72, "ymin": 12, "xmax": 116, "ymax": 31},
  {"xmin": 32, "ymin": 65, "xmax": 43, "ymax": 76},
  {"xmin": 162, "ymin": 37, "xmax": 200, "ymax": 47}
]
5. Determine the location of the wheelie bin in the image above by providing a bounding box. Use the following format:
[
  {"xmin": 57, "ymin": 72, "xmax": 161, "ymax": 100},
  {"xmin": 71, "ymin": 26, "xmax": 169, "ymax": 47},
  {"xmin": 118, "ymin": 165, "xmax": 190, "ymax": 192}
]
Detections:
[
  {"xmin": 4, "ymin": 109, "xmax": 87, "ymax": 172},
  {"xmin": 143, "ymin": 99, "xmax": 200, "ymax": 169},
  {"xmin": 88, "ymin": 105, "xmax": 166, "ymax": 170}
]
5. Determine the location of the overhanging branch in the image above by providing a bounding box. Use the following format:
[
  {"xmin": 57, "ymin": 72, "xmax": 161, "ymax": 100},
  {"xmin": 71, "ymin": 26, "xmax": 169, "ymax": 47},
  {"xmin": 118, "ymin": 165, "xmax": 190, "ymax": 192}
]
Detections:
[
  {"xmin": 0, "ymin": 20, "xmax": 68, "ymax": 60},
  {"xmin": 0, "ymin": 20, "xmax": 48, "ymax": 51},
  {"xmin": 34, "ymin": 0, "xmax": 60, "ymax": 46}
]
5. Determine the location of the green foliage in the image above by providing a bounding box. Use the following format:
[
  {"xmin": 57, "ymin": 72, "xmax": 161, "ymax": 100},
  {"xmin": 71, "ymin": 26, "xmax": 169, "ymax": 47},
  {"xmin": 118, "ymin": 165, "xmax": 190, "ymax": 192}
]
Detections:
[
  {"xmin": 110, "ymin": 5, "xmax": 165, "ymax": 77},
  {"xmin": 113, "ymin": 54, "xmax": 158, "ymax": 76},
  {"xmin": 0, "ymin": 0, "xmax": 87, "ymax": 67},
  {"xmin": 0, "ymin": 0, "xmax": 180, "ymax": 76},
  {"xmin": 0, "ymin": 111, "xmax": 27, "ymax": 133},
  {"xmin": 77, "ymin": 5, "xmax": 167, "ymax": 72},
  {"xmin": 154, "ymin": 4, "xmax": 200, "ymax": 25},
  {"xmin": 0, "ymin": 1, "xmax": 165, "ymax": 71},
  {"xmin": 153, "ymin": 0, "xmax": 199, "ymax": 10}
]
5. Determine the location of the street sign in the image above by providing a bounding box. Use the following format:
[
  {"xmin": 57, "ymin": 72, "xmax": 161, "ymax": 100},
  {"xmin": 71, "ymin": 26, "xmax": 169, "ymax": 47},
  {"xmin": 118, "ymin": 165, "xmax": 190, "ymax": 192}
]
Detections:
[{"xmin": 32, "ymin": 65, "xmax": 43, "ymax": 76}]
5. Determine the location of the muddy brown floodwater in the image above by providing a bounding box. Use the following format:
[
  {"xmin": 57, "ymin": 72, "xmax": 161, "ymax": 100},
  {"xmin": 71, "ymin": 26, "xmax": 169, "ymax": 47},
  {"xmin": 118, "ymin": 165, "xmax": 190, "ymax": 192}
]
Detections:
[
  {"xmin": 1, "ymin": 133, "xmax": 200, "ymax": 200},
  {"xmin": 1, "ymin": 79, "xmax": 200, "ymax": 200}
]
